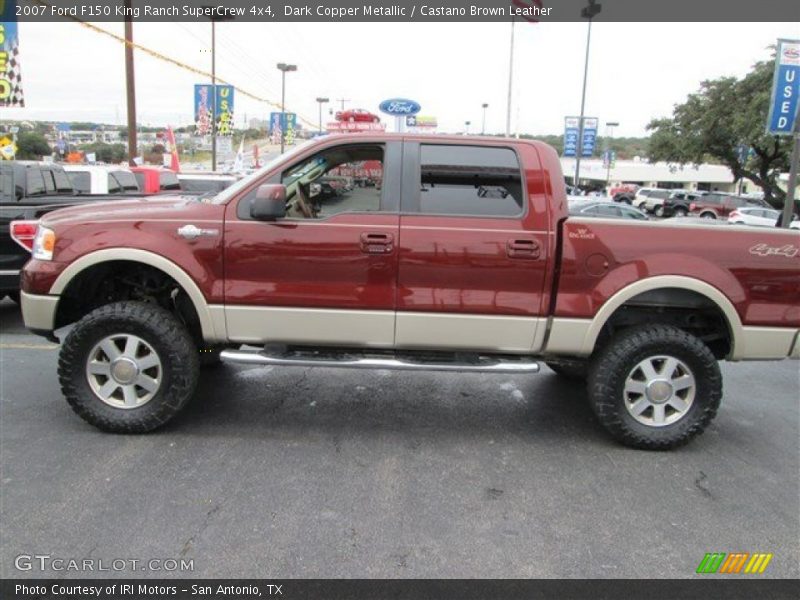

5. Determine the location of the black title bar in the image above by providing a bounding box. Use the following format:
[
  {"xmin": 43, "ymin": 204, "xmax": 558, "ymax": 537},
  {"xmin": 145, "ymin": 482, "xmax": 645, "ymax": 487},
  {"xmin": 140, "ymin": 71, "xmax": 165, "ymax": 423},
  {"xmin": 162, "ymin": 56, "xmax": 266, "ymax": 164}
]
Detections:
[{"xmin": 3, "ymin": 579, "xmax": 800, "ymax": 600}]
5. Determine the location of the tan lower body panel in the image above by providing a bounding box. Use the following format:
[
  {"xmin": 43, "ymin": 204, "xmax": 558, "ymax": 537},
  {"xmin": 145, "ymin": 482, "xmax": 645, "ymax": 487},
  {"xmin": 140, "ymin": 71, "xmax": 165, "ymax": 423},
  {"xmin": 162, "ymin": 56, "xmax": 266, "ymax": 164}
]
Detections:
[
  {"xmin": 737, "ymin": 327, "xmax": 799, "ymax": 360},
  {"xmin": 225, "ymin": 306, "xmax": 396, "ymax": 348},
  {"xmin": 20, "ymin": 291, "xmax": 59, "ymax": 332},
  {"xmin": 394, "ymin": 312, "xmax": 542, "ymax": 354}
]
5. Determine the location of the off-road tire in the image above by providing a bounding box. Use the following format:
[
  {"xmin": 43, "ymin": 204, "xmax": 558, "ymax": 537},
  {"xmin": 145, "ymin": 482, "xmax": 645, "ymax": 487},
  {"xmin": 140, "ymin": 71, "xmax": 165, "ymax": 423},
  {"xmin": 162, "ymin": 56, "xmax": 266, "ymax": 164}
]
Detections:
[
  {"xmin": 587, "ymin": 324, "xmax": 722, "ymax": 450},
  {"xmin": 654, "ymin": 205, "xmax": 665, "ymax": 217},
  {"xmin": 58, "ymin": 301, "xmax": 200, "ymax": 433},
  {"xmin": 674, "ymin": 207, "xmax": 688, "ymax": 217},
  {"xmin": 700, "ymin": 211, "xmax": 717, "ymax": 219},
  {"xmin": 546, "ymin": 361, "xmax": 588, "ymax": 381}
]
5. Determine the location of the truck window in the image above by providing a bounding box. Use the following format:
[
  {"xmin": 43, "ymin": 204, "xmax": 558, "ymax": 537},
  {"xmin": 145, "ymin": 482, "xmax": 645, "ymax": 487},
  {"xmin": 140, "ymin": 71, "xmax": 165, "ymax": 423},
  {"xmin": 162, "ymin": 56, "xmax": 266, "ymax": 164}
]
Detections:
[
  {"xmin": 0, "ymin": 167, "xmax": 13, "ymax": 203},
  {"xmin": 107, "ymin": 174, "xmax": 122, "ymax": 193},
  {"xmin": 26, "ymin": 168, "xmax": 46, "ymax": 196},
  {"xmin": 68, "ymin": 171, "xmax": 91, "ymax": 193},
  {"xmin": 133, "ymin": 172, "xmax": 146, "ymax": 190},
  {"xmin": 53, "ymin": 168, "xmax": 73, "ymax": 193},
  {"xmin": 159, "ymin": 172, "xmax": 181, "ymax": 191},
  {"xmin": 418, "ymin": 145, "xmax": 523, "ymax": 217},
  {"xmin": 111, "ymin": 171, "xmax": 140, "ymax": 191},
  {"xmin": 280, "ymin": 144, "xmax": 385, "ymax": 219}
]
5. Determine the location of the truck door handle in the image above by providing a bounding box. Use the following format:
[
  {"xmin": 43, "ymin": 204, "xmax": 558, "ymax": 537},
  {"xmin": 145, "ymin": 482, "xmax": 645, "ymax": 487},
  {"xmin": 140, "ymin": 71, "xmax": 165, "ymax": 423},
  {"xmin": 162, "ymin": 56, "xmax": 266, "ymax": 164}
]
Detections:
[
  {"xmin": 360, "ymin": 232, "xmax": 394, "ymax": 254},
  {"xmin": 507, "ymin": 239, "xmax": 540, "ymax": 259}
]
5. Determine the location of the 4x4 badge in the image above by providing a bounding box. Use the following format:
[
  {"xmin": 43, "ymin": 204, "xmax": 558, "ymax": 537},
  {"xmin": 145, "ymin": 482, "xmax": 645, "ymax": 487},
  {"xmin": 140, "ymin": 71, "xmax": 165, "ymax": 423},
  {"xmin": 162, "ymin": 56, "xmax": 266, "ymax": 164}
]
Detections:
[{"xmin": 749, "ymin": 243, "xmax": 798, "ymax": 258}]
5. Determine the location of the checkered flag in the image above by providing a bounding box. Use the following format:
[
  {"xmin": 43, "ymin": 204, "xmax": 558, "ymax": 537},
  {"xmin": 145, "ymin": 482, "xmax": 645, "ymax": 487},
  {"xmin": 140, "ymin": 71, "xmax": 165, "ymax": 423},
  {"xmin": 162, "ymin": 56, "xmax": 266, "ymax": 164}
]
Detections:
[{"xmin": 1, "ymin": 38, "xmax": 25, "ymax": 108}]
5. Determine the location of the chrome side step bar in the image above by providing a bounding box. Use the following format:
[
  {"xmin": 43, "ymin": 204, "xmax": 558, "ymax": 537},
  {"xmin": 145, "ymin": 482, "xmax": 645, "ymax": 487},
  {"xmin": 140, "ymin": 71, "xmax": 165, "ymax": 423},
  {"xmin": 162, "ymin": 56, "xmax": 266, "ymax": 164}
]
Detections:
[{"xmin": 220, "ymin": 349, "xmax": 539, "ymax": 374}]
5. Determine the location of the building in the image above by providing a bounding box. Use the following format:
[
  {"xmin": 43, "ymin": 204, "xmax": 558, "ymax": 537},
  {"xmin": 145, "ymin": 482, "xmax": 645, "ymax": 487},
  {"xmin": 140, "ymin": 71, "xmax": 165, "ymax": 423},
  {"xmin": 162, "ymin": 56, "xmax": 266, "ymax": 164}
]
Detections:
[{"xmin": 562, "ymin": 158, "xmax": 752, "ymax": 194}]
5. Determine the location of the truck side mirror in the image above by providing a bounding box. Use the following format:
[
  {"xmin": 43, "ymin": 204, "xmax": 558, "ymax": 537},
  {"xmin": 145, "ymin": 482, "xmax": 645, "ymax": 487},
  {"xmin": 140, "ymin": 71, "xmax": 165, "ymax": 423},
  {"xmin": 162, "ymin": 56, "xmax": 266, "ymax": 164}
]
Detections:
[{"xmin": 250, "ymin": 184, "xmax": 287, "ymax": 220}]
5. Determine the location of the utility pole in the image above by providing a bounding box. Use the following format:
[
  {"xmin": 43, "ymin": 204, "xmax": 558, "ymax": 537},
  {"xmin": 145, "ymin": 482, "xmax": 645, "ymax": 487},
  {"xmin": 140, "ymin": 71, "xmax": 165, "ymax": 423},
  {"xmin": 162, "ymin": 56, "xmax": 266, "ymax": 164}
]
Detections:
[
  {"xmin": 604, "ymin": 121, "xmax": 618, "ymax": 190},
  {"xmin": 124, "ymin": 0, "xmax": 137, "ymax": 163},
  {"xmin": 781, "ymin": 113, "xmax": 799, "ymax": 228},
  {"xmin": 336, "ymin": 98, "xmax": 350, "ymax": 111},
  {"xmin": 481, "ymin": 103, "xmax": 488, "ymax": 135},
  {"xmin": 465, "ymin": 121, "xmax": 471, "ymax": 135},
  {"xmin": 574, "ymin": 0, "xmax": 601, "ymax": 188},
  {"xmin": 277, "ymin": 63, "xmax": 297, "ymax": 154},
  {"xmin": 210, "ymin": 19, "xmax": 217, "ymax": 171},
  {"xmin": 505, "ymin": 18, "xmax": 515, "ymax": 137},
  {"xmin": 316, "ymin": 97, "xmax": 329, "ymax": 134}
]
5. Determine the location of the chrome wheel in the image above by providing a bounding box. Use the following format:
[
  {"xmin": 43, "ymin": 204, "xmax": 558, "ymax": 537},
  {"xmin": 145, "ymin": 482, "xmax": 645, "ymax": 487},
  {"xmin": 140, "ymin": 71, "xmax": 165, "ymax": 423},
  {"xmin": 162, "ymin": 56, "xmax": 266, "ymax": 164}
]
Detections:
[
  {"xmin": 86, "ymin": 334, "xmax": 162, "ymax": 409},
  {"xmin": 623, "ymin": 355, "xmax": 695, "ymax": 427}
]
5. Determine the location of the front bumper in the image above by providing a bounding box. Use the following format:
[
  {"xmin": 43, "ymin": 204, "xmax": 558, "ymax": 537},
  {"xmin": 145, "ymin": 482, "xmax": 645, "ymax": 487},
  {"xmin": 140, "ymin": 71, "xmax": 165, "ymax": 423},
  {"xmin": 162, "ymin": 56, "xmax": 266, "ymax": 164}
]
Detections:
[{"xmin": 20, "ymin": 291, "xmax": 59, "ymax": 338}]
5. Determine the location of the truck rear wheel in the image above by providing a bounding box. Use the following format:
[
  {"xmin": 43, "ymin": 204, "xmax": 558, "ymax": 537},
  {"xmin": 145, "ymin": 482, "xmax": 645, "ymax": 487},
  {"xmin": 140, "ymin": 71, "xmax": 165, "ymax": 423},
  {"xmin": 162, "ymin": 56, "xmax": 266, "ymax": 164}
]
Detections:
[
  {"xmin": 58, "ymin": 301, "xmax": 199, "ymax": 433},
  {"xmin": 587, "ymin": 324, "xmax": 721, "ymax": 450}
]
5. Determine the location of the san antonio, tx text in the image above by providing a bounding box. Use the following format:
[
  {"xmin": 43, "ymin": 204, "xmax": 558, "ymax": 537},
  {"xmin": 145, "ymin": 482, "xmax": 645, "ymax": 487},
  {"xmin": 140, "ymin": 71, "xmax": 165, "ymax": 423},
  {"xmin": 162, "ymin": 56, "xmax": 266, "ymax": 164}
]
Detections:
[{"xmin": 16, "ymin": 584, "xmax": 277, "ymax": 597}]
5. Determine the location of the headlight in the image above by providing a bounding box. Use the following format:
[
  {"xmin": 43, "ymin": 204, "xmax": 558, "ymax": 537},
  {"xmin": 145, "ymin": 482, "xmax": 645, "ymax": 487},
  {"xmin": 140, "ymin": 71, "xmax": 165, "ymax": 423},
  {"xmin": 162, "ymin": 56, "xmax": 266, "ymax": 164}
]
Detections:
[{"xmin": 32, "ymin": 226, "xmax": 56, "ymax": 261}]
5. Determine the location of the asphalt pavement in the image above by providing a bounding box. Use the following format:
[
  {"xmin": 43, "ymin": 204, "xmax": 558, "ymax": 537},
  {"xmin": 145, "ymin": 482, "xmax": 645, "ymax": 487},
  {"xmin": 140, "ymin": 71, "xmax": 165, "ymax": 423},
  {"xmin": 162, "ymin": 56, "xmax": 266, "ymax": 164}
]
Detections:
[{"xmin": 1, "ymin": 297, "xmax": 798, "ymax": 579}]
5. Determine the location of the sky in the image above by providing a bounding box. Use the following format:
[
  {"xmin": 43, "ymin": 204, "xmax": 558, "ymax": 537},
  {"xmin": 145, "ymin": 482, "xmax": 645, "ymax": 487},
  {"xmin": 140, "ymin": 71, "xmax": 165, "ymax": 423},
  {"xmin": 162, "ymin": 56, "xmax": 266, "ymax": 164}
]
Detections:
[{"xmin": 1, "ymin": 20, "xmax": 794, "ymax": 137}]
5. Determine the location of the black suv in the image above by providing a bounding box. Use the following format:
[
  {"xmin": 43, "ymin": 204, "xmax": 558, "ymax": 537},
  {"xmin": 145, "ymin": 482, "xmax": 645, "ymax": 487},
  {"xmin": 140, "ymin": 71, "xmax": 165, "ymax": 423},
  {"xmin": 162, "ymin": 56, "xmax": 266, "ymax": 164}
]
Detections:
[{"xmin": 659, "ymin": 191, "xmax": 706, "ymax": 218}]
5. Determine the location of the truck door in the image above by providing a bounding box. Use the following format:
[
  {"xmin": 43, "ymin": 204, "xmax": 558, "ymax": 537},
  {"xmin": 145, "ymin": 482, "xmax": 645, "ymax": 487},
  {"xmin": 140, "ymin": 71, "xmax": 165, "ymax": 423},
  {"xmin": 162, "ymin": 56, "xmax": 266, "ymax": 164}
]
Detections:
[
  {"xmin": 395, "ymin": 141, "xmax": 550, "ymax": 354},
  {"xmin": 223, "ymin": 141, "xmax": 401, "ymax": 348}
]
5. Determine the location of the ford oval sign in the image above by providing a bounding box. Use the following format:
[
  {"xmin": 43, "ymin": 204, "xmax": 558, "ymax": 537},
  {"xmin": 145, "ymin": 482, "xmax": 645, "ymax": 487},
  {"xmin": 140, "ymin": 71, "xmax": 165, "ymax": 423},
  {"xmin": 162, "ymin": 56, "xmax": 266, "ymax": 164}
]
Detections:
[{"xmin": 379, "ymin": 98, "xmax": 421, "ymax": 116}]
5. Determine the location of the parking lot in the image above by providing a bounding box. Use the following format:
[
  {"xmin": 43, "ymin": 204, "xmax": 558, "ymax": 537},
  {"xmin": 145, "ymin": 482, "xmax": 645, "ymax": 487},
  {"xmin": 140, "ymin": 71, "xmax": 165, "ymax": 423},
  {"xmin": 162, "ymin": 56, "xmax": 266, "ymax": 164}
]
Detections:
[{"xmin": 1, "ymin": 297, "xmax": 798, "ymax": 579}]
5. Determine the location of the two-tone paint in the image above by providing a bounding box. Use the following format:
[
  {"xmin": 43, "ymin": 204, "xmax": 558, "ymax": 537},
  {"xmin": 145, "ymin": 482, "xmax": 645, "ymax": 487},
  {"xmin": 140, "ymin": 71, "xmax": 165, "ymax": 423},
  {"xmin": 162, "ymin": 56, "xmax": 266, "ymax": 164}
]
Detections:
[{"xmin": 19, "ymin": 134, "xmax": 800, "ymax": 361}]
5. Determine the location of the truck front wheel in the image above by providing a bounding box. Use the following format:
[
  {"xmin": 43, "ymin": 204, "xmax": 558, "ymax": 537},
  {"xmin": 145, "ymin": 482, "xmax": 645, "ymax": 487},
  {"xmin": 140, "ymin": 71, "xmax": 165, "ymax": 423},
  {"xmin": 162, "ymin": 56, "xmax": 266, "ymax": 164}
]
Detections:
[
  {"xmin": 587, "ymin": 324, "xmax": 721, "ymax": 450},
  {"xmin": 58, "ymin": 302, "xmax": 200, "ymax": 433}
]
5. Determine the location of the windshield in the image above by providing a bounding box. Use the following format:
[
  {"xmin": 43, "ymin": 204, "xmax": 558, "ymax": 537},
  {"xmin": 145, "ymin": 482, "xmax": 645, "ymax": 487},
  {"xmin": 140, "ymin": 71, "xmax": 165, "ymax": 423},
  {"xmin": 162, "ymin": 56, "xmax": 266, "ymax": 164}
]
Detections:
[{"xmin": 211, "ymin": 139, "xmax": 317, "ymax": 204}]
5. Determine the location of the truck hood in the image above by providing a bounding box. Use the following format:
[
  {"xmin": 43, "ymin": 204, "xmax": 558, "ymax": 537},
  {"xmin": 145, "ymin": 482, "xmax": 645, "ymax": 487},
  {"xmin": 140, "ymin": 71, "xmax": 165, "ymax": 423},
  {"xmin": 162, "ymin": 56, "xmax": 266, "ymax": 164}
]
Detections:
[{"xmin": 40, "ymin": 195, "xmax": 218, "ymax": 228}]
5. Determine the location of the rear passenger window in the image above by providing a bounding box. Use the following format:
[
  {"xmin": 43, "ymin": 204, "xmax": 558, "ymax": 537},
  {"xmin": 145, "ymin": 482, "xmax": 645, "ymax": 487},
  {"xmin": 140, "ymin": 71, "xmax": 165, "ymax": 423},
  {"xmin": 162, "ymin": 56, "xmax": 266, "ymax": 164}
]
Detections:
[
  {"xmin": 26, "ymin": 169, "xmax": 46, "ymax": 196},
  {"xmin": 0, "ymin": 168, "xmax": 13, "ymax": 203},
  {"xmin": 68, "ymin": 171, "xmax": 91, "ymax": 193},
  {"xmin": 418, "ymin": 145, "xmax": 523, "ymax": 217}
]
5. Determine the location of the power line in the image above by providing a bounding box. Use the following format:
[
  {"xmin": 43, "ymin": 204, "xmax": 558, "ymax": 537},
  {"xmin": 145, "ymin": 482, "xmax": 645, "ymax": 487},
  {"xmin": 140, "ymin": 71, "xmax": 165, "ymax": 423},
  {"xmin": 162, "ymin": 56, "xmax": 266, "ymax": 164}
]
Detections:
[{"xmin": 29, "ymin": 0, "xmax": 317, "ymax": 128}]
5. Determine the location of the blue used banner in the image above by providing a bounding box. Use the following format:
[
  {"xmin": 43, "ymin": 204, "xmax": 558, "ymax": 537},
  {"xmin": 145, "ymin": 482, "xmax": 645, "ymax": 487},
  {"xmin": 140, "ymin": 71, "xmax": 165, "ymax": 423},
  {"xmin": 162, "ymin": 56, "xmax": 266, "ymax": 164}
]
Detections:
[{"xmin": 766, "ymin": 39, "xmax": 800, "ymax": 135}]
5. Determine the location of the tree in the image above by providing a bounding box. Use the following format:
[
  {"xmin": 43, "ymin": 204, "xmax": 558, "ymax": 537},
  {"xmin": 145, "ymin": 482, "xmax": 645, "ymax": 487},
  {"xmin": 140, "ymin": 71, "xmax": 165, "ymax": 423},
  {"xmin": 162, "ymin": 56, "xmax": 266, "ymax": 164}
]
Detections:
[
  {"xmin": 16, "ymin": 131, "xmax": 52, "ymax": 159},
  {"xmin": 83, "ymin": 142, "xmax": 127, "ymax": 163},
  {"xmin": 647, "ymin": 53, "xmax": 793, "ymax": 208}
]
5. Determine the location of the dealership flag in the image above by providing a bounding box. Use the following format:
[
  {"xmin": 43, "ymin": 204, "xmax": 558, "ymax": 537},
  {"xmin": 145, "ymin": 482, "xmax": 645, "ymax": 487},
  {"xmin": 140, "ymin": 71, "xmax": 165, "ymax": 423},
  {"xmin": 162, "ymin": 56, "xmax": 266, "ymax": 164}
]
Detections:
[{"xmin": 0, "ymin": 0, "xmax": 25, "ymax": 107}]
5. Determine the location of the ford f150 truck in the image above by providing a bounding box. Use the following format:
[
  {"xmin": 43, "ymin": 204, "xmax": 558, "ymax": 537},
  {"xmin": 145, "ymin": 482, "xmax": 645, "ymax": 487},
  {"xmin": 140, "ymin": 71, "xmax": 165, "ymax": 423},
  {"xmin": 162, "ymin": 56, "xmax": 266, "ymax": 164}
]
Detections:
[{"xmin": 18, "ymin": 135, "xmax": 800, "ymax": 449}]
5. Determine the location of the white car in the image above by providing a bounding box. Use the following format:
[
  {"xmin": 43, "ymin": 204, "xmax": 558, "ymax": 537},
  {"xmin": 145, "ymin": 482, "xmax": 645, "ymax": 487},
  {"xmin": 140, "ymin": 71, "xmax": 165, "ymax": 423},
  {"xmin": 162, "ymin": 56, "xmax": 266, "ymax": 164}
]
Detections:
[
  {"xmin": 62, "ymin": 164, "xmax": 140, "ymax": 195},
  {"xmin": 633, "ymin": 187, "xmax": 678, "ymax": 212},
  {"xmin": 728, "ymin": 206, "xmax": 799, "ymax": 228}
]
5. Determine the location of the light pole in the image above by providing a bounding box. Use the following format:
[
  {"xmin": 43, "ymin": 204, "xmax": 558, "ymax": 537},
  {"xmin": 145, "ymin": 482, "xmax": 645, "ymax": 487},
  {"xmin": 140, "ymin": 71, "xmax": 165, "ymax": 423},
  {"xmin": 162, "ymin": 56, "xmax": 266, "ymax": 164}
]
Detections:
[
  {"xmin": 316, "ymin": 97, "xmax": 329, "ymax": 135},
  {"xmin": 505, "ymin": 18, "xmax": 515, "ymax": 137},
  {"xmin": 481, "ymin": 103, "xmax": 488, "ymax": 135},
  {"xmin": 123, "ymin": 0, "xmax": 137, "ymax": 163},
  {"xmin": 205, "ymin": 10, "xmax": 235, "ymax": 171},
  {"xmin": 574, "ymin": 0, "xmax": 601, "ymax": 189},
  {"xmin": 465, "ymin": 121, "xmax": 471, "ymax": 135},
  {"xmin": 604, "ymin": 121, "xmax": 619, "ymax": 190},
  {"xmin": 277, "ymin": 63, "xmax": 297, "ymax": 154}
]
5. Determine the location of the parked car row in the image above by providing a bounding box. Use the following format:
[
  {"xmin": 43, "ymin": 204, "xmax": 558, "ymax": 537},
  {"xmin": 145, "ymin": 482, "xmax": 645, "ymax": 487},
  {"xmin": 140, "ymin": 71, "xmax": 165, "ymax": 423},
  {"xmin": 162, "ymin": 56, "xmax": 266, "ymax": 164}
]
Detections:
[
  {"xmin": 1, "ymin": 160, "xmax": 242, "ymax": 302},
  {"xmin": 568, "ymin": 181, "xmax": 798, "ymax": 228},
  {"xmin": 729, "ymin": 206, "xmax": 799, "ymax": 229}
]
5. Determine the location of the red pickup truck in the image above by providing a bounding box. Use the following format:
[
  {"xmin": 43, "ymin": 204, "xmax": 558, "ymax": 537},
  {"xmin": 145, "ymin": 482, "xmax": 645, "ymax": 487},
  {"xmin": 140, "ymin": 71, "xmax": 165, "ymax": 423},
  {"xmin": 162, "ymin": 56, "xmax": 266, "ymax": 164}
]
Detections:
[{"xmin": 19, "ymin": 135, "xmax": 800, "ymax": 449}]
